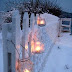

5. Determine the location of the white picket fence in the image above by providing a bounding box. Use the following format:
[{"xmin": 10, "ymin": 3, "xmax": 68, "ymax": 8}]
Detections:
[{"xmin": 2, "ymin": 10, "xmax": 59, "ymax": 72}]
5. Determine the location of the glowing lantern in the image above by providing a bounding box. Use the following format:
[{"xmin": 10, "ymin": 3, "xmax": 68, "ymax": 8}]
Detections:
[
  {"xmin": 35, "ymin": 46, "xmax": 41, "ymax": 53},
  {"xmin": 34, "ymin": 41, "xmax": 44, "ymax": 54},
  {"xmin": 20, "ymin": 59, "xmax": 33, "ymax": 72},
  {"xmin": 37, "ymin": 17, "xmax": 46, "ymax": 26},
  {"xmin": 24, "ymin": 69, "xmax": 30, "ymax": 72},
  {"xmin": 25, "ymin": 45, "xmax": 28, "ymax": 50}
]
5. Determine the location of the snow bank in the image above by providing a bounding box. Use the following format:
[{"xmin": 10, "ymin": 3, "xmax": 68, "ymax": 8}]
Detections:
[
  {"xmin": 43, "ymin": 44, "xmax": 72, "ymax": 72},
  {"xmin": 31, "ymin": 13, "xmax": 59, "ymax": 72},
  {"xmin": 40, "ymin": 13, "xmax": 59, "ymax": 43},
  {"xmin": 56, "ymin": 33, "xmax": 72, "ymax": 48}
]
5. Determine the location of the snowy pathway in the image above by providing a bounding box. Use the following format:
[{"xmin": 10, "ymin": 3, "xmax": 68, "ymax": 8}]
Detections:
[{"xmin": 42, "ymin": 33, "xmax": 72, "ymax": 72}]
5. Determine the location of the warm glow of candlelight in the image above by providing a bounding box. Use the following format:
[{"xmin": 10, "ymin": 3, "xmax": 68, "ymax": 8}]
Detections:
[
  {"xmin": 37, "ymin": 17, "xmax": 45, "ymax": 26},
  {"xmin": 24, "ymin": 69, "xmax": 30, "ymax": 72},
  {"xmin": 40, "ymin": 20, "xmax": 45, "ymax": 24},
  {"xmin": 35, "ymin": 42, "xmax": 44, "ymax": 53},
  {"xmin": 31, "ymin": 40, "xmax": 44, "ymax": 53},
  {"xmin": 25, "ymin": 45, "xmax": 28, "ymax": 50},
  {"xmin": 16, "ymin": 61, "xmax": 18, "ymax": 70},
  {"xmin": 37, "ymin": 19, "xmax": 45, "ymax": 25},
  {"xmin": 35, "ymin": 46, "xmax": 41, "ymax": 52},
  {"xmin": 36, "ymin": 42, "xmax": 40, "ymax": 44},
  {"xmin": 37, "ymin": 19, "xmax": 40, "ymax": 25},
  {"xmin": 31, "ymin": 41, "xmax": 35, "ymax": 53}
]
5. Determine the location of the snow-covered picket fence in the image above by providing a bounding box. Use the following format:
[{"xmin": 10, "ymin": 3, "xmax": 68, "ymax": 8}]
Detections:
[{"xmin": 1, "ymin": 10, "xmax": 59, "ymax": 72}]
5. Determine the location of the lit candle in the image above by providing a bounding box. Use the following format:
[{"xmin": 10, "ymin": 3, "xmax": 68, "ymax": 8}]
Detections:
[
  {"xmin": 35, "ymin": 46, "xmax": 41, "ymax": 53},
  {"xmin": 40, "ymin": 20, "xmax": 45, "ymax": 25},
  {"xmin": 25, "ymin": 45, "xmax": 28, "ymax": 50},
  {"xmin": 24, "ymin": 69, "xmax": 30, "ymax": 72}
]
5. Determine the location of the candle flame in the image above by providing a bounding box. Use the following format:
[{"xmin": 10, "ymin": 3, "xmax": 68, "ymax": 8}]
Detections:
[
  {"xmin": 25, "ymin": 45, "xmax": 28, "ymax": 50},
  {"xmin": 36, "ymin": 42, "xmax": 40, "ymax": 44},
  {"xmin": 24, "ymin": 69, "xmax": 30, "ymax": 72},
  {"xmin": 35, "ymin": 46, "xmax": 41, "ymax": 52},
  {"xmin": 40, "ymin": 20, "xmax": 45, "ymax": 24}
]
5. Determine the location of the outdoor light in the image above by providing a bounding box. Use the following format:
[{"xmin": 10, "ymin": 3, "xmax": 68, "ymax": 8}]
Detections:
[
  {"xmin": 25, "ymin": 45, "xmax": 28, "ymax": 50},
  {"xmin": 23, "ymin": 69, "xmax": 30, "ymax": 72},
  {"xmin": 37, "ymin": 17, "xmax": 46, "ymax": 26},
  {"xmin": 20, "ymin": 59, "xmax": 33, "ymax": 72},
  {"xmin": 34, "ymin": 41, "xmax": 44, "ymax": 54},
  {"xmin": 31, "ymin": 40, "xmax": 44, "ymax": 54}
]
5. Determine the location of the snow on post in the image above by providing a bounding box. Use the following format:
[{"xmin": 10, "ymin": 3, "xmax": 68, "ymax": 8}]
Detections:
[
  {"xmin": 12, "ymin": 10, "xmax": 20, "ymax": 72},
  {"xmin": 22, "ymin": 12, "xmax": 29, "ymax": 59},
  {"xmin": 12, "ymin": 10, "xmax": 21, "ymax": 60},
  {"xmin": 30, "ymin": 13, "xmax": 35, "ymax": 40},
  {"xmin": 30, "ymin": 13, "xmax": 35, "ymax": 30},
  {"xmin": 2, "ymin": 23, "xmax": 10, "ymax": 72}
]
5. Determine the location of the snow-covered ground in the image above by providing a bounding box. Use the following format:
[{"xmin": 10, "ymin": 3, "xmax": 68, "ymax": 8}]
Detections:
[{"xmin": 42, "ymin": 33, "xmax": 72, "ymax": 72}]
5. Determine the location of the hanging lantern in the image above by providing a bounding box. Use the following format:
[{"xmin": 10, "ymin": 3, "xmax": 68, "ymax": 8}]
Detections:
[
  {"xmin": 37, "ymin": 17, "xmax": 46, "ymax": 27},
  {"xmin": 20, "ymin": 59, "xmax": 33, "ymax": 72},
  {"xmin": 23, "ymin": 69, "xmax": 30, "ymax": 72},
  {"xmin": 34, "ymin": 41, "xmax": 44, "ymax": 54},
  {"xmin": 31, "ymin": 40, "xmax": 44, "ymax": 54}
]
